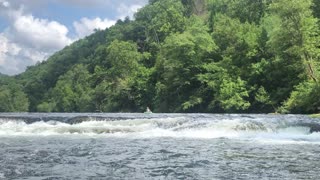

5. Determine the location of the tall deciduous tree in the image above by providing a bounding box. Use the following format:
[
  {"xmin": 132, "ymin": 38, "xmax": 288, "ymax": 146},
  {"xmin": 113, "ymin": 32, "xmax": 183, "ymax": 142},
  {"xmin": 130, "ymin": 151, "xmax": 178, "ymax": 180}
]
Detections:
[
  {"xmin": 135, "ymin": 0, "xmax": 187, "ymax": 43},
  {"xmin": 39, "ymin": 64, "xmax": 94, "ymax": 112},
  {"xmin": 156, "ymin": 17, "xmax": 217, "ymax": 112},
  {"xmin": 0, "ymin": 83, "xmax": 29, "ymax": 112},
  {"xmin": 93, "ymin": 40, "xmax": 150, "ymax": 112},
  {"xmin": 265, "ymin": 0, "xmax": 320, "ymax": 111}
]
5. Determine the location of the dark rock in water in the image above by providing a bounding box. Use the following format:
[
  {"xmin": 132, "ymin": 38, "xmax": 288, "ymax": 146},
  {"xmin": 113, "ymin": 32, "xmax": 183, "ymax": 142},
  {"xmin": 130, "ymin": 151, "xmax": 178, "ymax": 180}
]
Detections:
[
  {"xmin": 296, "ymin": 123, "xmax": 320, "ymax": 133},
  {"xmin": 240, "ymin": 115, "xmax": 255, "ymax": 119},
  {"xmin": 67, "ymin": 116, "xmax": 136, "ymax": 124},
  {"xmin": 0, "ymin": 113, "xmax": 140, "ymax": 124},
  {"xmin": 0, "ymin": 115, "xmax": 65, "ymax": 124},
  {"xmin": 309, "ymin": 124, "xmax": 320, "ymax": 133}
]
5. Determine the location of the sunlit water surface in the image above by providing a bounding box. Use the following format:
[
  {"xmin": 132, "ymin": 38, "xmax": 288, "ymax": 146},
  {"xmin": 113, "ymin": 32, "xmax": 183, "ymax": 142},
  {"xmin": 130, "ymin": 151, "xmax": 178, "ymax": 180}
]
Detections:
[{"xmin": 0, "ymin": 113, "xmax": 320, "ymax": 179}]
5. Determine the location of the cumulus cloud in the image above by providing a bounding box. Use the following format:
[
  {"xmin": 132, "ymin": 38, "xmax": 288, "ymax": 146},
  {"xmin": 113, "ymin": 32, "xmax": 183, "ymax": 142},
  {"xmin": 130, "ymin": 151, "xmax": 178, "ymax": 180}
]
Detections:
[
  {"xmin": 0, "ymin": 4, "xmax": 73, "ymax": 75},
  {"xmin": 54, "ymin": 0, "xmax": 106, "ymax": 7},
  {"xmin": 0, "ymin": 33, "xmax": 43, "ymax": 75},
  {"xmin": 0, "ymin": 31, "xmax": 55, "ymax": 75},
  {"xmin": 1, "ymin": 0, "xmax": 9, "ymax": 7},
  {"xmin": 73, "ymin": 17, "xmax": 116, "ymax": 38},
  {"xmin": 3, "ymin": 0, "xmax": 148, "ymax": 9},
  {"xmin": 0, "ymin": 0, "xmax": 148, "ymax": 75},
  {"xmin": 0, "ymin": 0, "xmax": 9, "ymax": 15},
  {"xmin": 117, "ymin": 3, "xmax": 143, "ymax": 20},
  {"xmin": 72, "ymin": 1, "xmax": 147, "ymax": 38},
  {"xmin": 0, "ymin": 34, "xmax": 11, "ymax": 66},
  {"xmin": 59, "ymin": 0, "xmax": 148, "ymax": 8},
  {"xmin": 10, "ymin": 10, "xmax": 73, "ymax": 52}
]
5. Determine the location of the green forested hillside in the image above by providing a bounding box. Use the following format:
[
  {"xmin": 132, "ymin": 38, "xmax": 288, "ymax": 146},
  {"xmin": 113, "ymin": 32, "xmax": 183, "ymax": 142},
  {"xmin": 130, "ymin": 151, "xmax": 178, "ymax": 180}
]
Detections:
[{"xmin": 0, "ymin": 0, "xmax": 319, "ymax": 113}]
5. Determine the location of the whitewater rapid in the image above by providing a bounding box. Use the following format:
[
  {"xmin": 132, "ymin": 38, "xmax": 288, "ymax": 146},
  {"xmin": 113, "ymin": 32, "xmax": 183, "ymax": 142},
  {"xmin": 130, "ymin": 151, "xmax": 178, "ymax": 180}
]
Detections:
[
  {"xmin": 0, "ymin": 113, "xmax": 319, "ymax": 143},
  {"xmin": 1, "ymin": 113, "xmax": 320, "ymax": 179}
]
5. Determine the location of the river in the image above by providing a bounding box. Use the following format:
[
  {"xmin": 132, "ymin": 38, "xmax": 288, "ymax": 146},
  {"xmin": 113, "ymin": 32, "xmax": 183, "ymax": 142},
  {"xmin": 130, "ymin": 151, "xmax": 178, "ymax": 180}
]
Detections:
[{"xmin": 0, "ymin": 113, "xmax": 320, "ymax": 179}]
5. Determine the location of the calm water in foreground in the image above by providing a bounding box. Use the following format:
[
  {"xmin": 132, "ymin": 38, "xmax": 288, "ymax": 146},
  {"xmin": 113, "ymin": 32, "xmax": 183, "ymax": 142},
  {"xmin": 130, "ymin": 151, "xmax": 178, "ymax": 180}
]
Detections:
[{"xmin": 0, "ymin": 113, "xmax": 320, "ymax": 179}]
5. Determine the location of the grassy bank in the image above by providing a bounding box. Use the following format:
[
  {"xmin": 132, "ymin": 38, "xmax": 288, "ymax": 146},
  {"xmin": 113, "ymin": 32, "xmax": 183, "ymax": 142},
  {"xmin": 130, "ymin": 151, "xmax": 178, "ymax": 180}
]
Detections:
[{"xmin": 310, "ymin": 114, "xmax": 320, "ymax": 118}]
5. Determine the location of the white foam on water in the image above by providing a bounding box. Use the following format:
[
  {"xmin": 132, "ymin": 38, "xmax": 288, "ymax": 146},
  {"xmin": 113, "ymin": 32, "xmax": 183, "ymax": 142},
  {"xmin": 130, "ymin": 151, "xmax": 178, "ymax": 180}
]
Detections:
[
  {"xmin": 0, "ymin": 117, "xmax": 183, "ymax": 136},
  {"xmin": 0, "ymin": 117, "xmax": 320, "ymax": 144},
  {"xmin": 249, "ymin": 127, "xmax": 320, "ymax": 144},
  {"xmin": 0, "ymin": 173, "xmax": 5, "ymax": 179}
]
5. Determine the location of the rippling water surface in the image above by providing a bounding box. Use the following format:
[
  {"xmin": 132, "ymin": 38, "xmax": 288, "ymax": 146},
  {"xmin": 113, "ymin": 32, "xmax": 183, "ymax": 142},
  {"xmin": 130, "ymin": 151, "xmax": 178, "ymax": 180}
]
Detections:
[{"xmin": 1, "ymin": 113, "xmax": 320, "ymax": 179}]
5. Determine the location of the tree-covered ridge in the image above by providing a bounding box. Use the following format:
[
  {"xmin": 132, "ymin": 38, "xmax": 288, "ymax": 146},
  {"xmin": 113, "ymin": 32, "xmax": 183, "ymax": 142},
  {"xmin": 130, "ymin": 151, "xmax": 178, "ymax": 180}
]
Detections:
[{"xmin": 0, "ymin": 0, "xmax": 319, "ymax": 113}]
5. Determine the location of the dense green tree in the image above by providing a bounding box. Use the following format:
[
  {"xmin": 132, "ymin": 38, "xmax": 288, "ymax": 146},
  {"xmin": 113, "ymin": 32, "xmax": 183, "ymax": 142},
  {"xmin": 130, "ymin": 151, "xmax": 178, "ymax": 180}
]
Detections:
[
  {"xmin": 155, "ymin": 17, "xmax": 217, "ymax": 112},
  {"xmin": 92, "ymin": 40, "xmax": 151, "ymax": 112},
  {"xmin": 38, "ymin": 64, "xmax": 94, "ymax": 112},
  {"xmin": 281, "ymin": 81, "xmax": 320, "ymax": 113},
  {"xmin": 0, "ymin": 83, "xmax": 29, "ymax": 112},
  {"xmin": 264, "ymin": 0, "xmax": 320, "ymax": 110},
  {"xmin": 135, "ymin": 0, "xmax": 187, "ymax": 43},
  {"xmin": 207, "ymin": 0, "xmax": 271, "ymax": 33},
  {"xmin": 216, "ymin": 77, "xmax": 250, "ymax": 112},
  {"xmin": 208, "ymin": 13, "xmax": 264, "ymax": 112},
  {"xmin": 198, "ymin": 63, "xmax": 251, "ymax": 112},
  {"xmin": 312, "ymin": 0, "xmax": 320, "ymax": 19}
]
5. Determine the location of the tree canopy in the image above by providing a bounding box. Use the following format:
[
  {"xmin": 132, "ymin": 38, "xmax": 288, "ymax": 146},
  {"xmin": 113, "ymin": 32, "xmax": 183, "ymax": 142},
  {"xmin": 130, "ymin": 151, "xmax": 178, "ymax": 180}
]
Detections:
[{"xmin": 0, "ymin": 0, "xmax": 319, "ymax": 114}]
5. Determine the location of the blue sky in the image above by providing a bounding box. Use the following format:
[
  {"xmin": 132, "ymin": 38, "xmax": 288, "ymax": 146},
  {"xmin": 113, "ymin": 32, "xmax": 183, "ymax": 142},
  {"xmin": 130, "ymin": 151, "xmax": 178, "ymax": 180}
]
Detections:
[{"xmin": 0, "ymin": 0, "xmax": 148, "ymax": 75}]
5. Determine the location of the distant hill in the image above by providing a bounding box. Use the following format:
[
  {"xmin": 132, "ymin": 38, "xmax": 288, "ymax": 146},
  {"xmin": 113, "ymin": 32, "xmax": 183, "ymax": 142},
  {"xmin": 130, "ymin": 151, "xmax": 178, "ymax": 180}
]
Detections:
[{"xmin": 0, "ymin": 0, "xmax": 319, "ymax": 113}]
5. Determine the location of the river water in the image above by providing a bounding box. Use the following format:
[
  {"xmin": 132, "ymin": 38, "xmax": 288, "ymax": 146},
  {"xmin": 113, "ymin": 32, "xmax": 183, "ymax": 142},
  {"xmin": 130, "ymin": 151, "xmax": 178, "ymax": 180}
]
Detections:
[{"xmin": 0, "ymin": 113, "xmax": 320, "ymax": 179}]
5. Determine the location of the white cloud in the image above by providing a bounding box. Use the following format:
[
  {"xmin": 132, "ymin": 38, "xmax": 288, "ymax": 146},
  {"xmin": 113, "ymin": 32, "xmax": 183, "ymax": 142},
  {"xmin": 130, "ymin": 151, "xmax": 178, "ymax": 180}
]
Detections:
[
  {"xmin": 0, "ymin": 0, "xmax": 149, "ymax": 75},
  {"xmin": 8, "ymin": 10, "xmax": 73, "ymax": 52},
  {"xmin": 0, "ymin": 32, "xmax": 51, "ymax": 75},
  {"xmin": 57, "ymin": 0, "xmax": 148, "ymax": 9},
  {"xmin": 0, "ymin": 35, "xmax": 9, "ymax": 66},
  {"xmin": 0, "ymin": 6, "xmax": 73, "ymax": 75},
  {"xmin": 0, "ymin": 34, "xmax": 20, "ymax": 59},
  {"xmin": 0, "ymin": 33, "xmax": 20, "ymax": 66},
  {"xmin": 117, "ymin": 3, "xmax": 143, "ymax": 20},
  {"xmin": 0, "ymin": 0, "xmax": 10, "ymax": 16},
  {"xmin": 73, "ymin": 17, "xmax": 116, "ymax": 38},
  {"xmin": 55, "ymin": 0, "xmax": 106, "ymax": 7},
  {"xmin": 1, "ymin": 0, "xmax": 9, "ymax": 8},
  {"xmin": 2, "ymin": 0, "xmax": 148, "ymax": 10},
  {"xmin": 72, "ymin": 2, "xmax": 145, "ymax": 39}
]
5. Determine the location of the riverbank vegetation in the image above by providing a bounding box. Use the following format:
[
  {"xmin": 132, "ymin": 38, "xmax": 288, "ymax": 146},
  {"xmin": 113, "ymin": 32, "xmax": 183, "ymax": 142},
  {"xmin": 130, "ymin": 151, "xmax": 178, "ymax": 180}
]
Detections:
[{"xmin": 0, "ymin": 0, "xmax": 319, "ymax": 113}]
